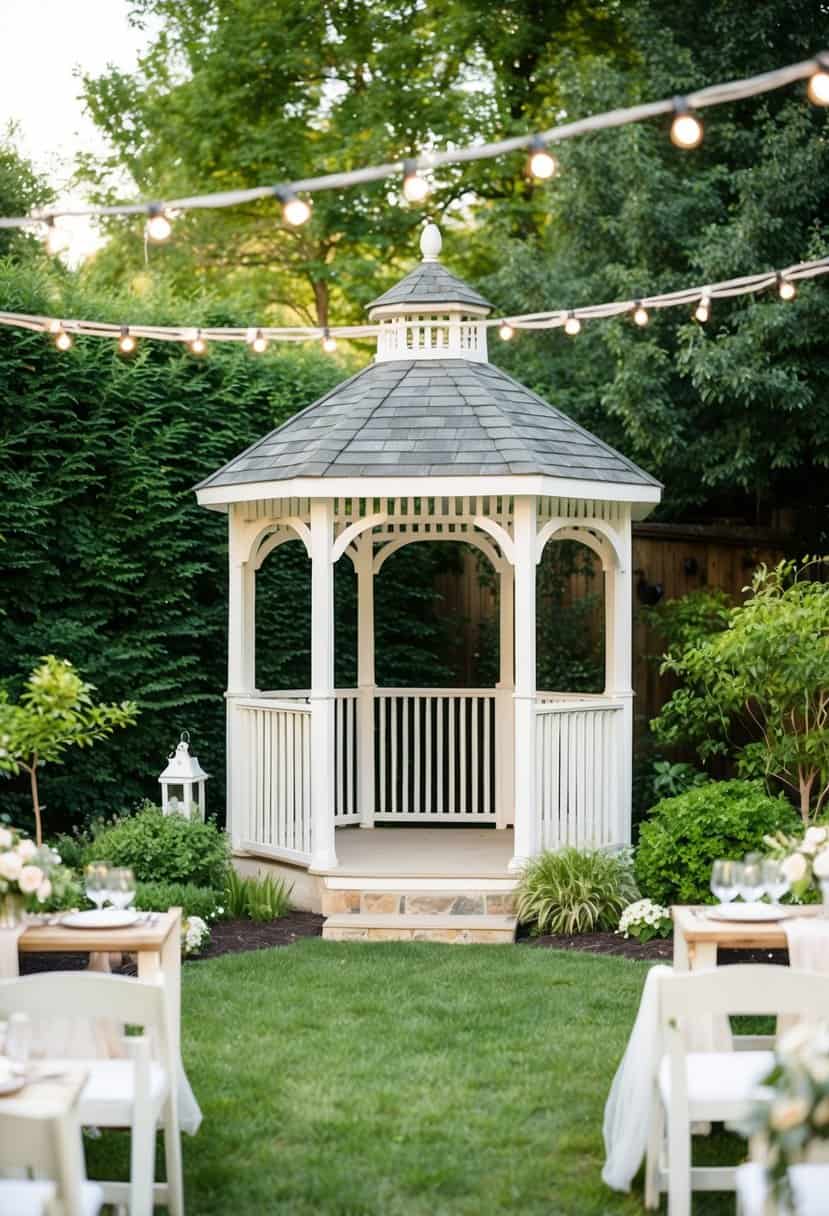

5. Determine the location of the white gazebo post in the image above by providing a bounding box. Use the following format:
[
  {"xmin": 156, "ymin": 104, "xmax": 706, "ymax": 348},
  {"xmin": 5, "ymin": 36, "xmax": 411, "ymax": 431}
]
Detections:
[
  {"xmin": 605, "ymin": 513, "xmax": 634, "ymax": 845},
  {"xmin": 510, "ymin": 495, "xmax": 538, "ymax": 869},
  {"xmin": 495, "ymin": 563, "xmax": 514, "ymax": 829},
  {"xmin": 310, "ymin": 498, "xmax": 338, "ymax": 869},
  {"xmin": 356, "ymin": 535, "xmax": 375, "ymax": 829},
  {"xmin": 226, "ymin": 505, "xmax": 256, "ymax": 850}
]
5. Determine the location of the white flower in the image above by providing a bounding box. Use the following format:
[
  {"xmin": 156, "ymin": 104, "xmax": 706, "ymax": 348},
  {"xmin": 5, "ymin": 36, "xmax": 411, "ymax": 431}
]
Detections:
[
  {"xmin": 769, "ymin": 1096, "xmax": 810, "ymax": 1132},
  {"xmin": 0, "ymin": 828, "xmax": 11, "ymax": 849},
  {"xmin": 805, "ymin": 826, "xmax": 828, "ymax": 850},
  {"xmin": 16, "ymin": 839, "xmax": 36, "ymax": 862},
  {"xmin": 812, "ymin": 849, "xmax": 829, "ymax": 879},
  {"xmin": 781, "ymin": 853, "xmax": 808, "ymax": 884},
  {"xmin": 0, "ymin": 852, "xmax": 22, "ymax": 882},
  {"xmin": 36, "ymin": 878, "xmax": 51, "ymax": 903},
  {"xmin": 18, "ymin": 866, "xmax": 44, "ymax": 895}
]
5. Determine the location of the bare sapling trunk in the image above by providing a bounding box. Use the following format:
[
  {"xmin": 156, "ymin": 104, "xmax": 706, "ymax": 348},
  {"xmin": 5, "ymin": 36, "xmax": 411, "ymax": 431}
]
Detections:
[
  {"xmin": 799, "ymin": 767, "xmax": 816, "ymax": 826},
  {"xmin": 27, "ymin": 758, "xmax": 43, "ymax": 845}
]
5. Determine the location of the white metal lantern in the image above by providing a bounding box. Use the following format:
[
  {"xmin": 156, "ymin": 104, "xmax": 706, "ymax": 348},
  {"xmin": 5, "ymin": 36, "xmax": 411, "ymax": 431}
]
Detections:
[{"xmin": 158, "ymin": 731, "xmax": 209, "ymax": 820}]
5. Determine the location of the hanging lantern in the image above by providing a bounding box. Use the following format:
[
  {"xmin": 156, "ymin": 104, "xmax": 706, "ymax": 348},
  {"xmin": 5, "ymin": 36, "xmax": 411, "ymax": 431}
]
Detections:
[{"xmin": 158, "ymin": 731, "xmax": 209, "ymax": 820}]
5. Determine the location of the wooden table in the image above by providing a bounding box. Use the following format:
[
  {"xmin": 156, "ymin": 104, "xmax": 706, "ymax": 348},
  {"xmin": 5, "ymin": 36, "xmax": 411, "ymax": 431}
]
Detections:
[{"xmin": 18, "ymin": 908, "xmax": 182, "ymax": 1057}]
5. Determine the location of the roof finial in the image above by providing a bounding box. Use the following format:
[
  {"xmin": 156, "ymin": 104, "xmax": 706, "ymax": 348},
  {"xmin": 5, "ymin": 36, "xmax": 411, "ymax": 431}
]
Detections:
[{"xmin": 420, "ymin": 222, "xmax": 442, "ymax": 262}]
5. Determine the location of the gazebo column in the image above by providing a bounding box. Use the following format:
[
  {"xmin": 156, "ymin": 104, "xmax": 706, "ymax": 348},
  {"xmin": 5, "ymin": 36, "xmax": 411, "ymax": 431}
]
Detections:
[
  {"xmin": 604, "ymin": 516, "xmax": 634, "ymax": 845},
  {"xmin": 510, "ymin": 495, "xmax": 538, "ymax": 869},
  {"xmin": 226, "ymin": 507, "xmax": 256, "ymax": 851},
  {"xmin": 495, "ymin": 563, "xmax": 514, "ymax": 830},
  {"xmin": 356, "ymin": 537, "xmax": 375, "ymax": 828},
  {"xmin": 309, "ymin": 499, "xmax": 338, "ymax": 869}
]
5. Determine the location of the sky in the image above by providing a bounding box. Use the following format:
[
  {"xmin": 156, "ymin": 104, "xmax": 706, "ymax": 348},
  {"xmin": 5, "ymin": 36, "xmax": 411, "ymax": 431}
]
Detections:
[{"xmin": 0, "ymin": 0, "xmax": 154, "ymax": 261}]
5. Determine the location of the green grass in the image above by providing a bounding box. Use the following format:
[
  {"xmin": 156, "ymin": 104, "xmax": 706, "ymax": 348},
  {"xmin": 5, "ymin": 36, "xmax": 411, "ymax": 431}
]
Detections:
[{"xmin": 86, "ymin": 943, "xmax": 745, "ymax": 1215}]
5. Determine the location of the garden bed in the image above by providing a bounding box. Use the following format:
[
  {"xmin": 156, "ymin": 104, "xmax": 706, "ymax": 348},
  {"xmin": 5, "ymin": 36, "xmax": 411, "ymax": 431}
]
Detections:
[{"xmin": 519, "ymin": 929, "xmax": 787, "ymax": 966}]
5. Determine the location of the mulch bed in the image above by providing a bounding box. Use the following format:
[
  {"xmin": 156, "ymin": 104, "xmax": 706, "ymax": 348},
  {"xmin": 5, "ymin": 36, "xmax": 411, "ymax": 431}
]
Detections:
[
  {"xmin": 519, "ymin": 928, "xmax": 788, "ymax": 967},
  {"xmin": 189, "ymin": 912, "xmax": 323, "ymax": 960}
]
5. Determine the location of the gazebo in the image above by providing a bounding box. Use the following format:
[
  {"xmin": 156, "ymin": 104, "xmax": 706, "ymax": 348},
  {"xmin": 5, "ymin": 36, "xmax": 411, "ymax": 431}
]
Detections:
[{"xmin": 196, "ymin": 224, "xmax": 661, "ymax": 935}]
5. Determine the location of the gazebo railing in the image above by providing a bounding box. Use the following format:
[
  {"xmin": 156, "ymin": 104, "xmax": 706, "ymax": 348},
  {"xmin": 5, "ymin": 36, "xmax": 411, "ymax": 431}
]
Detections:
[
  {"xmin": 535, "ymin": 697, "xmax": 623, "ymax": 849},
  {"xmin": 233, "ymin": 697, "xmax": 313, "ymax": 864},
  {"xmin": 374, "ymin": 689, "xmax": 497, "ymax": 822}
]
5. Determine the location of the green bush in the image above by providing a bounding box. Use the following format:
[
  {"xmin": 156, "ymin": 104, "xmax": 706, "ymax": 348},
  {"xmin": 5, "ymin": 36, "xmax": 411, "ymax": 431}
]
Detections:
[
  {"xmin": 515, "ymin": 848, "xmax": 639, "ymax": 935},
  {"xmin": 224, "ymin": 868, "xmax": 292, "ymax": 921},
  {"xmin": 134, "ymin": 881, "xmax": 224, "ymax": 921},
  {"xmin": 635, "ymin": 780, "xmax": 800, "ymax": 905},
  {"xmin": 83, "ymin": 804, "xmax": 230, "ymax": 890}
]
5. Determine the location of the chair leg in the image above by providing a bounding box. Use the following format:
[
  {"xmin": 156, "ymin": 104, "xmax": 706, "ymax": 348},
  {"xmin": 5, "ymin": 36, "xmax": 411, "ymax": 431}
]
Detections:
[
  {"xmin": 163, "ymin": 1101, "xmax": 185, "ymax": 1216},
  {"xmin": 644, "ymin": 1092, "xmax": 663, "ymax": 1210},
  {"xmin": 666, "ymin": 1107, "xmax": 691, "ymax": 1216},
  {"xmin": 126, "ymin": 1036, "xmax": 155, "ymax": 1216}
]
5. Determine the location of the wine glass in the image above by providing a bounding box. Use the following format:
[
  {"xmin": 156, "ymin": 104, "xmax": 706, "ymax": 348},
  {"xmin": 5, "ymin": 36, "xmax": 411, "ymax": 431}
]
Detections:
[
  {"xmin": 6, "ymin": 1012, "xmax": 31, "ymax": 1077},
  {"xmin": 738, "ymin": 859, "xmax": 764, "ymax": 902},
  {"xmin": 710, "ymin": 860, "xmax": 739, "ymax": 904},
  {"xmin": 106, "ymin": 867, "xmax": 136, "ymax": 910},
  {"xmin": 84, "ymin": 862, "xmax": 110, "ymax": 911},
  {"xmin": 761, "ymin": 858, "xmax": 789, "ymax": 905}
]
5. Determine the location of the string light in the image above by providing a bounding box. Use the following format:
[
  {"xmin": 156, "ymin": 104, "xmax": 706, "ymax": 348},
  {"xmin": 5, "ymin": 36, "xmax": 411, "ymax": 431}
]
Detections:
[
  {"xmin": 527, "ymin": 136, "xmax": 557, "ymax": 181},
  {"xmin": 498, "ymin": 320, "xmax": 515, "ymax": 341},
  {"xmin": 118, "ymin": 326, "xmax": 136, "ymax": 354},
  {"xmin": 52, "ymin": 323, "xmax": 72, "ymax": 351},
  {"xmin": 250, "ymin": 329, "xmax": 268, "ymax": 353},
  {"xmin": 632, "ymin": 301, "xmax": 650, "ymax": 327},
  {"xmin": 670, "ymin": 98, "xmax": 704, "ymax": 149},
  {"xmin": 146, "ymin": 205, "xmax": 172, "ymax": 243},
  {"xmin": 564, "ymin": 312, "xmax": 581, "ymax": 336},
  {"xmin": 402, "ymin": 160, "xmax": 430, "ymax": 203},
  {"xmin": 694, "ymin": 294, "xmax": 710, "ymax": 323},
  {"xmin": 43, "ymin": 218, "xmax": 67, "ymax": 255},
  {"xmin": 777, "ymin": 273, "xmax": 796, "ymax": 301},
  {"xmin": 808, "ymin": 54, "xmax": 829, "ymax": 105},
  {"xmin": 322, "ymin": 327, "xmax": 337, "ymax": 353},
  {"xmin": 275, "ymin": 187, "xmax": 312, "ymax": 227},
  {"xmin": 188, "ymin": 328, "xmax": 207, "ymax": 355},
  {"xmin": 46, "ymin": 318, "xmax": 62, "ymax": 335}
]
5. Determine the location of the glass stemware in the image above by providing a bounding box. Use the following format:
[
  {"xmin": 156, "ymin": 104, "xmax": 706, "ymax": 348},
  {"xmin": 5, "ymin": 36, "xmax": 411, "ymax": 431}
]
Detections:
[
  {"xmin": 106, "ymin": 867, "xmax": 136, "ymax": 910},
  {"xmin": 710, "ymin": 860, "xmax": 740, "ymax": 903},
  {"xmin": 737, "ymin": 859, "xmax": 764, "ymax": 902},
  {"xmin": 761, "ymin": 858, "xmax": 789, "ymax": 904},
  {"xmin": 84, "ymin": 862, "xmax": 110, "ymax": 911},
  {"xmin": 6, "ymin": 1012, "xmax": 31, "ymax": 1077}
]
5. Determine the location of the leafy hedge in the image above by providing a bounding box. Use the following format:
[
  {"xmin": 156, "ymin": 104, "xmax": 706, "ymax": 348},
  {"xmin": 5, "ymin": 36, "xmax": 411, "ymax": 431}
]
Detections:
[
  {"xmin": 83, "ymin": 804, "xmax": 230, "ymax": 889},
  {"xmin": 635, "ymin": 780, "xmax": 800, "ymax": 905}
]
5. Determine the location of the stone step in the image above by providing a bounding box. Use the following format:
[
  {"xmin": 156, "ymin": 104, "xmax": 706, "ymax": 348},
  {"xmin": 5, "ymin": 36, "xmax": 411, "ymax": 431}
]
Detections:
[
  {"xmin": 321, "ymin": 888, "xmax": 516, "ymax": 918},
  {"xmin": 322, "ymin": 913, "xmax": 517, "ymax": 944}
]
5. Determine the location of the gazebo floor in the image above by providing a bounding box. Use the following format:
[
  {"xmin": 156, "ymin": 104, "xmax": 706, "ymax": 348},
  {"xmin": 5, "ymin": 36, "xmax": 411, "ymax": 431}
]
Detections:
[{"xmin": 326, "ymin": 825, "xmax": 515, "ymax": 878}]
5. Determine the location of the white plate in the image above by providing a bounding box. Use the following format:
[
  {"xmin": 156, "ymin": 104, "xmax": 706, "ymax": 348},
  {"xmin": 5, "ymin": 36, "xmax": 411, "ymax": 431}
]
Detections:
[
  {"xmin": 708, "ymin": 903, "xmax": 791, "ymax": 923},
  {"xmin": 61, "ymin": 909, "xmax": 139, "ymax": 930},
  {"xmin": 0, "ymin": 1075, "xmax": 25, "ymax": 1096}
]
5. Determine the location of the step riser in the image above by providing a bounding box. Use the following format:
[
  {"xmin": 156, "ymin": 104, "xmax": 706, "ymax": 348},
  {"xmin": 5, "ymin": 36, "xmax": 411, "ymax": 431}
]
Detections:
[
  {"xmin": 323, "ymin": 926, "xmax": 515, "ymax": 943},
  {"xmin": 321, "ymin": 890, "xmax": 516, "ymax": 917}
]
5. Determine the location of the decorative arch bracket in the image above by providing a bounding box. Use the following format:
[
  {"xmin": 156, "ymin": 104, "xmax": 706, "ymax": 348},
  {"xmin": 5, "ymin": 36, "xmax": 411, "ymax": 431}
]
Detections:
[
  {"xmin": 251, "ymin": 516, "xmax": 312, "ymax": 568},
  {"xmin": 534, "ymin": 519, "xmax": 623, "ymax": 571},
  {"xmin": 331, "ymin": 512, "xmax": 388, "ymax": 563},
  {"xmin": 472, "ymin": 516, "xmax": 515, "ymax": 566},
  {"xmin": 372, "ymin": 532, "xmax": 505, "ymax": 576}
]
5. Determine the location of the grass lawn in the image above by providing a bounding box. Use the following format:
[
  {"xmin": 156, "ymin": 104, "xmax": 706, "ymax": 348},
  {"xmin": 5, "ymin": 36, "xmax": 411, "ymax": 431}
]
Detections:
[{"xmin": 87, "ymin": 942, "xmax": 744, "ymax": 1215}]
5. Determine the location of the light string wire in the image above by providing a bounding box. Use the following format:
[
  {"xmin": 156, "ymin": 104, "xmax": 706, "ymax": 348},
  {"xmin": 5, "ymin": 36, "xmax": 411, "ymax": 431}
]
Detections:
[
  {"xmin": 0, "ymin": 51, "xmax": 826, "ymax": 230},
  {"xmin": 3, "ymin": 253, "xmax": 826, "ymax": 349}
]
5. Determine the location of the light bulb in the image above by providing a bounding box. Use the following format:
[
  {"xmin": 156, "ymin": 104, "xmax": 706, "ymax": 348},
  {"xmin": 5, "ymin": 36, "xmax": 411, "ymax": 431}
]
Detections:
[
  {"xmin": 808, "ymin": 67, "xmax": 829, "ymax": 106},
  {"xmin": 280, "ymin": 192, "xmax": 312, "ymax": 227},
  {"xmin": 527, "ymin": 138, "xmax": 557, "ymax": 180},
  {"xmin": 402, "ymin": 160, "xmax": 430, "ymax": 203},
  {"xmin": 695, "ymin": 296, "xmax": 710, "ymax": 323},
  {"xmin": 670, "ymin": 99, "xmax": 703, "ymax": 149},
  {"xmin": 251, "ymin": 329, "xmax": 267, "ymax": 353},
  {"xmin": 564, "ymin": 312, "xmax": 581, "ymax": 336},
  {"xmin": 44, "ymin": 219, "xmax": 67, "ymax": 255},
  {"xmin": 146, "ymin": 207, "xmax": 172, "ymax": 243},
  {"xmin": 632, "ymin": 302, "xmax": 649, "ymax": 327},
  {"xmin": 245, "ymin": 327, "xmax": 258, "ymax": 344},
  {"xmin": 55, "ymin": 329, "xmax": 72, "ymax": 351},
  {"xmin": 778, "ymin": 275, "xmax": 796, "ymax": 301},
  {"xmin": 321, "ymin": 328, "xmax": 337, "ymax": 354},
  {"xmin": 189, "ymin": 329, "xmax": 207, "ymax": 355},
  {"xmin": 118, "ymin": 326, "xmax": 136, "ymax": 354},
  {"xmin": 498, "ymin": 321, "xmax": 515, "ymax": 341},
  {"xmin": 47, "ymin": 318, "xmax": 63, "ymax": 335}
]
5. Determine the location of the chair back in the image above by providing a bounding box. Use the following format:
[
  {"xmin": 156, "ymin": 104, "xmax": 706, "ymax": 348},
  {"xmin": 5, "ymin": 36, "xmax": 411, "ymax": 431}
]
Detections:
[
  {"xmin": 659, "ymin": 965, "xmax": 829, "ymax": 1022},
  {"xmin": 0, "ymin": 1106, "xmax": 87, "ymax": 1215}
]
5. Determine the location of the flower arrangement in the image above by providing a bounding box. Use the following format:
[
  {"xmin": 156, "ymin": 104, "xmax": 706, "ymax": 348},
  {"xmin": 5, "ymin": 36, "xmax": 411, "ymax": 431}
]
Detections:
[
  {"xmin": 739, "ymin": 1021, "xmax": 829, "ymax": 1207},
  {"xmin": 764, "ymin": 825, "xmax": 829, "ymax": 900},
  {"xmin": 0, "ymin": 825, "xmax": 73, "ymax": 924},
  {"xmin": 617, "ymin": 898, "xmax": 673, "ymax": 942},
  {"xmin": 182, "ymin": 914, "xmax": 210, "ymax": 956}
]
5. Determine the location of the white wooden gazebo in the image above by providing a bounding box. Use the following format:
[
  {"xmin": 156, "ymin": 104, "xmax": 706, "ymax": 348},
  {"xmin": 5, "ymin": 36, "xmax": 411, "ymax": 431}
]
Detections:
[{"xmin": 196, "ymin": 224, "xmax": 661, "ymax": 899}]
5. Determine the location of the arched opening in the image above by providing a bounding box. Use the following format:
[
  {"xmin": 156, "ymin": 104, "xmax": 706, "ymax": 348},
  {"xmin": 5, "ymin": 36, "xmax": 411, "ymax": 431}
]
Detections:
[{"xmin": 535, "ymin": 537, "xmax": 605, "ymax": 696}]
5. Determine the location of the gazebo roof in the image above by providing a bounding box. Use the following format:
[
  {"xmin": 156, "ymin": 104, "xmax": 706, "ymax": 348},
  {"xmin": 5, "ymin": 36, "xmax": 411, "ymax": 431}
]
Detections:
[
  {"xmin": 368, "ymin": 262, "xmax": 492, "ymax": 312},
  {"xmin": 196, "ymin": 357, "xmax": 660, "ymax": 489}
]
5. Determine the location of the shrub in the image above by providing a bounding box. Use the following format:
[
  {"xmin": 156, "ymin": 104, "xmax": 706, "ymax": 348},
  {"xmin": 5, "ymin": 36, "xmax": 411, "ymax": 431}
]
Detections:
[
  {"xmin": 83, "ymin": 804, "xmax": 230, "ymax": 890},
  {"xmin": 635, "ymin": 780, "xmax": 800, "ymax": 906},
  {"xmin": 515, "ymin": 848, "xmax": 639, "ymax": 935},
  {"xmin": 224, "ymin": 868, "xmax": 292, "ymax": 921},
  {"xmin": 134, "ymin": 881, "xmax": 224, "ymax": 921}
]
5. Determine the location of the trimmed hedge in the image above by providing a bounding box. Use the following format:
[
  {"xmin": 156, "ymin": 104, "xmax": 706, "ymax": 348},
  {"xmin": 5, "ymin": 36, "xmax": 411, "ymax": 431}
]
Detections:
[{"xmin": 83, "ymin": 804, "xmax": 230, "ymax": 890}]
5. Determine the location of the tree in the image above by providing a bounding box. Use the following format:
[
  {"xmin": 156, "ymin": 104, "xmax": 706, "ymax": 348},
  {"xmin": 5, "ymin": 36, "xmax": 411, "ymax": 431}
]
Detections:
[
  {"xmin": 0, "ymin": 656, "xmax": 137, "ymax": 843},
  {"xmin": 0, "ymin": 127, "xmax": 54, "ymax": 259},
  {"xmin": 652, "ymin": 560, "xmax": 829, "ymax": 823}
]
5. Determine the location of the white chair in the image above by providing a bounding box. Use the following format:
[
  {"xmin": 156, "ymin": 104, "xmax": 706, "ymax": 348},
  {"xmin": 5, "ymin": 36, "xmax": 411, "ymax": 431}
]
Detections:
[
  {"xmin": 645, "ymin": 965, "xmax": 829, "ymax": 1216},
  {"xmin": 0, "ymin": 973, "xmax": 183, "ymax": 1216},
  {"xmin": 0, "ymin": 1105, "xmax": 104, "ymax": 1216},
  {"xmin": 736, "ymin": 1161, "xmax": 829, "ymax": 1215}
]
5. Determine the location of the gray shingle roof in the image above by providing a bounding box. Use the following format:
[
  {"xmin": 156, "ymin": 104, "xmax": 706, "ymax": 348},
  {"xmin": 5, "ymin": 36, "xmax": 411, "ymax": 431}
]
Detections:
[
  {"xmin": 368, "ymin": 263, "xmax": 492, "ymax": 311},
  {"xmin": 197, "ymin": 359, "xmax": 661, "ymax": 490}
]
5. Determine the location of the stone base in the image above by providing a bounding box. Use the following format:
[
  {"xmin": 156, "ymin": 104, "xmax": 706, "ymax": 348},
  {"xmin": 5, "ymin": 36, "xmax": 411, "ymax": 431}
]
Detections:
[
  {"xmin": 321, "ymin": 889, "xmax": 516, "ymax": 917},
  {"xmin": 322, "ymin": 912, "xmax": 517, "ymax": 944}
]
